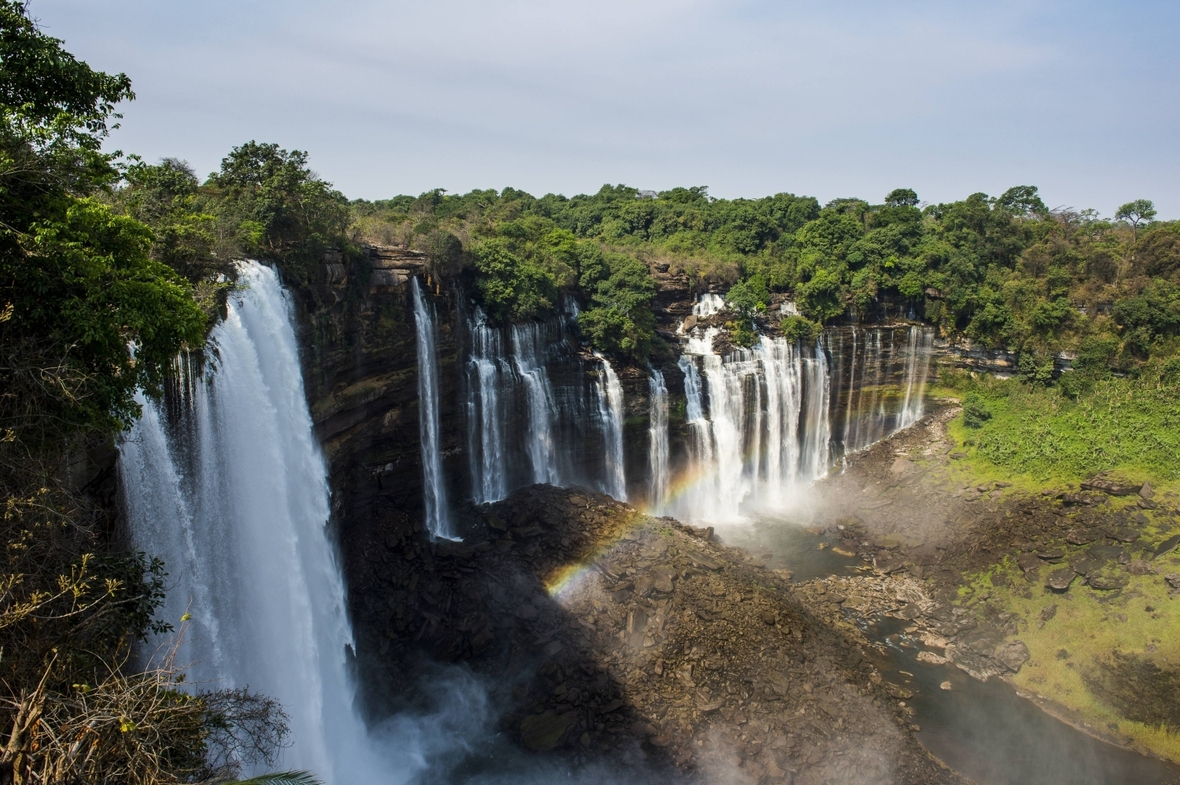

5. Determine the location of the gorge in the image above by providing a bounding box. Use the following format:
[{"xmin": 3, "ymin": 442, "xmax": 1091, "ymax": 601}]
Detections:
[{"xmin": 112, "ymin": 256, "xmax": 1180, "ymax": 785}]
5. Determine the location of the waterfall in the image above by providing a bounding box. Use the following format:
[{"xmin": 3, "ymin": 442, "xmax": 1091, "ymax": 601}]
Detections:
[
  {"xmin": 693, "ymin": 293, "xmax": 726, "ymax": 317},
  {"xmin": 898, "ymin": 326, "xmax": 935, "ymax": 428},
  {"xmin": 671, "ymin": 330, "xmax": 823, "ymax": 521},
  {"xmin": 595, "ymin": 354, "xmax": 627, "ymax": 501},
  {"xmin": 411, "ymin": 278, "xmax": 455, "ymax": 541},
  {"xmin": 510, "ymin": 322, "xmax": 559, "ymax": 486},
  {"xmin": 466, "ymin": 308, "xmax": 508, "ymax": 504},
  {"xmin": 647, "ymin": 370, "xmax": 669, "ymax": 514},
  {"xmin": 119, "ymin": 261, "xmax": 384, "ymax": 782},
  {"xmin": 799, "ymin": 337, "xmax": 832, "ymax": 481}
]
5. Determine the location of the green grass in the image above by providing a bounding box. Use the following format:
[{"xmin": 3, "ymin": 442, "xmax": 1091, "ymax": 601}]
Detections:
[
  {"xmin": 956, "ymin": 514, "xmax": 1180, "ymax": 762},
  {"xmin": 932, "ymin": 373, "xmax": 1180, "ymax": 486}
]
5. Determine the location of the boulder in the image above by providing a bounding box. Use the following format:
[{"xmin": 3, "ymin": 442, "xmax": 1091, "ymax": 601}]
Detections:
[
  {"xmin": 1046, "ymin": 568, "xmax": 1077, "ymax": 592},
  {"xmin": 995, "ymin": 640, "xmax": 1030, "ymax": 672},
  {"xmin": 520, "ymin": 710, "xmax": 576, "ymax": 751},
  {"xmin": 1081, "ymin": 477, "xmax": 1139, "ymax": 496},
  {"xmin": 1086, "ymin": 574, "xmax": 1128, "ymax": 591},
  {"xmin": 1155, "ymin": 535, "xmax": 1180, "ymax": 558}
]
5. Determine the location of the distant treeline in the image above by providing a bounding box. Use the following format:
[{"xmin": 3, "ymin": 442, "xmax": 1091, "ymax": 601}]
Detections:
[{"xmin": 111, "ymin": 155, "xmax": 1180, "ymax": 377}]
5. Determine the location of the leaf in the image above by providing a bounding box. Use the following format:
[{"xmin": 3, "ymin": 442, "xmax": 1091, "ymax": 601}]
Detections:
[{"xmin": 227, "ymin": 772, "xmax": 323, "ymax": 785}]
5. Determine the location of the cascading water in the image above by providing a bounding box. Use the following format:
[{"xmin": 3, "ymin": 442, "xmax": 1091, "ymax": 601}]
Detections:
[
  {"xmin": 119, "ymin": 262, "xmax": 385, "ymax": 782},
  {"xmin": 898, "ymin": 326, "xmax": 935, "ymax": 429},
  {"xmin": 595, "ymin": 354, "xmax": 627, "ymax": 501},
  {"xmin": 466, "ymin": 308, "xmax": 509, "ymax": 504},
  {"xmin": 464, "ymin": 306, "xmax": 628, "ymax": 503},
  {"xmin": 672, "ymin": 329, "xmax": 829, "ymax": 522},
  {"xmin": 838, "ymin": 325, "xmax": 935, "ymax": 453},
  {"xmin": 665, "ymin": 295, "xmax": 936, "ymax": 522},
  {"xmin": 647, "ymin": 370, "xmax": 669, "ymax": 514},
  {"xmin": 511, "ymin": 322, "xmax": 560, "ymax": 486},
  {"xmin": 411, "ymin": 278, "xmax": 456, "ymax": 540}
]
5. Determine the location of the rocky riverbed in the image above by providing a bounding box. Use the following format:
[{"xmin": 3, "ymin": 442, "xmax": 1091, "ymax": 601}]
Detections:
[
  {"xmin": 806, "ymin": 401, "xmax": 1180, "ymax": 766},
  {"xmin": 347, "ymin": 484, "xmax": 963, "ymax": 784}
]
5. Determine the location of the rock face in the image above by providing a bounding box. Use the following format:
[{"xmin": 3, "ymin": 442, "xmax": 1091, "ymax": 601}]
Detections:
[{"xmin": 343, "ymin": 484, "xmax": 960, "ymax": 783}]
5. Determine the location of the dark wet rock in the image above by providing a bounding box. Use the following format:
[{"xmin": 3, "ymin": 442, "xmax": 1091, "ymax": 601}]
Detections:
[
  {"xmin": 1108, "ymin": 528, "xmax": 1141, "ymax": 543},
  {"xmin": 1165, "ymin": 574, "xmax": 1180, "ymax": 590},
  {"xmin": 1036, "ymin": 549, "xmax": 1065, "ymax": 562},
  {"xmin": 520, "ymin": 709, "xmax": 577, "ymax": 751},
  {"xmin": 1040, "ymin": 604, "xmax": 1058, "ymax": 622},
  {"xmin": 874, "ymin": 554, "xmax": 906, "ymax": 574},
  {"xmin": 1141, "ymin": 482, "xmax": 1155, "ymax": 499},
  {"xmin": 1081, "ymin": 477, "xmax": 1140, "ymax": 496},
  {"xmin": 1071, "ymin": 556, "xmax": 1103, "ymax": 576},
  {"xmin": 1047, "ymin": 568, "xmax": 1077, "ymax": 592},
  {"xmin": 953, "ymin": 649, "xmax": 1001, "ymax": 681},
  {"xmin": 1066, "ymin": 529, "xmax": 1098, "ymax": 545},
  {"xmin": 1087, "ymin": 573, "xmax": 1128, "ymax": 591},
  {"xmin": 995, "ymin": 640, "xmax": 1030, "ymax": 672},
  {"xmin": 1154, "ymin": 535, "xmax": 1180, "ymax": 559}
]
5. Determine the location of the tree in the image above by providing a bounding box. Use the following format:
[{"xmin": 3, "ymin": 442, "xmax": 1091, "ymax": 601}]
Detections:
[
  {"xmin": 795, "ymin": 267, "xmax": 845, "ymax": 322},
  {"xmin": 996, "ymin": 185, "xmax": 1048, "ymax": 217},
  {"xmin": 1115, "ymin": 199, "xmax": 1157, "ymax": 237},
  {"xmin": 884, "ymin": 188, "xmax": 919, "ymax": 208},
  {"xmin": 207, "ymin": 141, "xmax": 348, "ymax": 267},
  {"xmin": 1, "ymin": 1, "xmax": 206, "ymax": 440}
]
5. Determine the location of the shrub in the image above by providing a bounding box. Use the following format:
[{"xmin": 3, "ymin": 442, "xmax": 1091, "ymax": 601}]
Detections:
[
  {"xmin": 780, "ymin": 315, "xmax": 821, "ymax": 343},
  {"xmin": 962, "ymin": 393, "xmax": 992, "ymax": 428}
]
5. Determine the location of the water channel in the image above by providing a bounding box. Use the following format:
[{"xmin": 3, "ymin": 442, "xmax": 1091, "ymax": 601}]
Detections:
[{"xmin": 723, "ymin": 520, "xmax": 1180, "ymax": 785}]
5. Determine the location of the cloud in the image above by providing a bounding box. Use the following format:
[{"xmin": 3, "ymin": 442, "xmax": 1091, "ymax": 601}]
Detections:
[{"xmin": 32, "ymin": 0, "xmax": 1180, "ymax": 214}]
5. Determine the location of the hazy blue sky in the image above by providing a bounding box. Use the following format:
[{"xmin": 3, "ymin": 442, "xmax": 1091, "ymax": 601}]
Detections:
[{"xmin": 34, "ymin": 0, "xmax": 1180, "ymax": 215}]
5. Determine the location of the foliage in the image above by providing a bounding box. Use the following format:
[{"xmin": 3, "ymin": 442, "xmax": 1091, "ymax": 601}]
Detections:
[
  {"xmin": 205, "ymin": 142, "xmax": 349, "ymax": 277},
  {"xmin": 0, "ymin": 7, "xmax": 290, "ymax": 783},
  {"xmin": 960, "ymin": 393, "xmax": 991, "ymax": 428},
  {"xmin": 943, "ymin": 371, "xmax": 1180, "ymax": 482},
  {"xmin": 578, "ymin": 251, "xmax": 657, "ymax": 360},
  {"xmin": 228, "ymin": 774, "xmax": 323, "ymax": 785},
  {"xmin": 779, "ymin": 315, "xmax": 821, "ymax": 344},
  {"xmin": 347, "ymin": 179, "xmax": 1177, "ymax": 371}
]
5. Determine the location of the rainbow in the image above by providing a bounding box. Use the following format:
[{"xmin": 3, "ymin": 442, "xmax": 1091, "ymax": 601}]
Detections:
[
  {"xmin": 544, "ymin": 463, "xmax": 731, "ymax": 601},
  {"xmin": 543, "ymin": 511, "xmax": 648, "ymax": 600}
]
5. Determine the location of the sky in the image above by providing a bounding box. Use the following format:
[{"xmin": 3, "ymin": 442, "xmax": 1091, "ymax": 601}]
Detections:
[{"xmin": 33, "ymin": 0, "xmax": 1180, "ymax": 216}]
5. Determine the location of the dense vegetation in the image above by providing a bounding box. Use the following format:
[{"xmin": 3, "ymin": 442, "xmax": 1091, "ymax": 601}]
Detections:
[
  {"xmin": 0, "ymin": 4, "xmax": 293, "ymax": 783},
  {"xmin": 2, "ymin": 0, "xmax": 1178, "ymax": 780},
  {"xmin": 348, "ymin": 183, "xmax": 1179, "ymax": 373}
]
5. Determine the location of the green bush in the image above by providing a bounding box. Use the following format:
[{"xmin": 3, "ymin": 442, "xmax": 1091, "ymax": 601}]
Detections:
[
  {"xmin": 780, "ymin": 315, "xmax": 822, "ymax": 343},
  {"xmin": 961, "ymin": 393, "xmax": 992, "ymax": 428}
]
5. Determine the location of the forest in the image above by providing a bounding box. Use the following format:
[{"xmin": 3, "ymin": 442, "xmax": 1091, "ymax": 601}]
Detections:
[{"xmin": 2, "ymin": 0, "xmax": 1179, "ymax": 781}]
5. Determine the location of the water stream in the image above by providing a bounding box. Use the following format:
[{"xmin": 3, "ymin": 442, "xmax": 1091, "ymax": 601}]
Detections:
[
  {"xmin": 723, "ymin": 523, "xmax": 1180, "ymax": 785},
  {"xmin": 411, "ymin": 277, "xmax": 456, "ymax": 540},
  {"xmin": 120, "ymin": 262, "xmax": 385, "ymax": 780}
]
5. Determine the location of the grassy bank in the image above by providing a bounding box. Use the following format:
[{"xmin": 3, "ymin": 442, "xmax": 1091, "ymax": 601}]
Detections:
[
  {"xmin": 933, "ymin": 370, "xmax": 1180, "ymax": 761},
  {"xmin": 933, "ymin": 370, "xmax": 1180, "ymax": 489},
  {"xmin": 957, "ymin": 507, "xmax": 1180, "ymax": 762}
]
